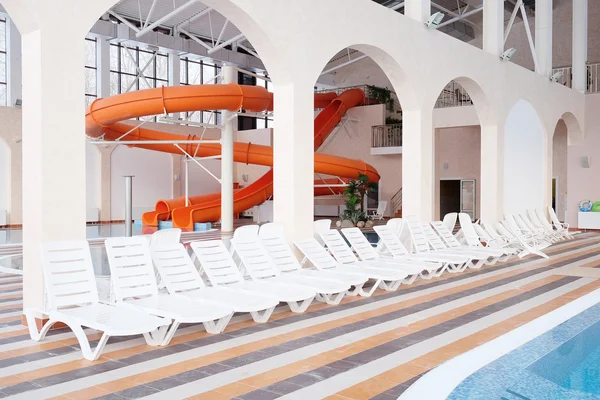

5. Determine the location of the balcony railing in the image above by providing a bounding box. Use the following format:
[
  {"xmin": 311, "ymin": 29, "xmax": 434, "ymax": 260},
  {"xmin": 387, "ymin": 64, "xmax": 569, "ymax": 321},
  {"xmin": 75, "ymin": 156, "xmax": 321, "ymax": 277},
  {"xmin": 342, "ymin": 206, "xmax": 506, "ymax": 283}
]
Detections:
[
  {"xmin": 434, "ymin": 81, "xmax": 473, "ymax": 109},
  {"xmin": 551, "ymin": 63, "xmax": 600, "ymax": 94},
  {"xmin": 371, "ymin": 123, "xmax": 402, "ymax": 147}
]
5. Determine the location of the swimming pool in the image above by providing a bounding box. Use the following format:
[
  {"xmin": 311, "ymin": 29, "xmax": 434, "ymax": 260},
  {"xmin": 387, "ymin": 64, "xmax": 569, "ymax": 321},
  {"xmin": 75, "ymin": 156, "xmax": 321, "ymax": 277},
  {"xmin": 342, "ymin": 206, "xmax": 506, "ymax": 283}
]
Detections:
[
  {"xmin": 400, "ymin": 288, "xmax": 600, "ymax": 400},
  {"xmin": 448, "ymin": 301, "xmax": 600, "ymax": 399}
]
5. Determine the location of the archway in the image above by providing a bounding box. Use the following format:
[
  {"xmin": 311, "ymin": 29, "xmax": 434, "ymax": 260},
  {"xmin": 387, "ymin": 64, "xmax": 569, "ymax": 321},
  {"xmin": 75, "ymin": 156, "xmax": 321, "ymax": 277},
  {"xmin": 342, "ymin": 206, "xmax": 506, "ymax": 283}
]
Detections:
[
  {"xmin": 0, "ymin": 136, "xmax": 9, "ymax": 225},
  {"xmin": 503, "ymin": 100, "xmax": 546, "ymax": 215},
  {"xmin": 313, "ymin": 46, "xmax": 408, "ymax": 223}
]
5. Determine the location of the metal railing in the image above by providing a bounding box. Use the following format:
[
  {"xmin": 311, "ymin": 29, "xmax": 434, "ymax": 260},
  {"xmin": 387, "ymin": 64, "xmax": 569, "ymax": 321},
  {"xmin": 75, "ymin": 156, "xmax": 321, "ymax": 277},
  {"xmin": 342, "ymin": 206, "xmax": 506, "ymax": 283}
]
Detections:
[
  {"xmin": 434, "ymin": 81, "xmax": 473, "ymax": 108},
  {"xmin": 551, "ymin": 63, "xmax": 600, "ymax": 94},
  {"xmin": 371, "ymin": 123, "xmax": 402, "ymax": 147},
  {"xmin": 391, "ymin": 187, "xmax": 403, "ymax": 215}
]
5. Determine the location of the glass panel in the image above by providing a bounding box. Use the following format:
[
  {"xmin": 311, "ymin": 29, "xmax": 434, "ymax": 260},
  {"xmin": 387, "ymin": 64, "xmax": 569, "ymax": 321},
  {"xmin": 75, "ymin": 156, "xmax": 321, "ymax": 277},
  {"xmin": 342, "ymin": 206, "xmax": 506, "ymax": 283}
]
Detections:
[
  {"xmin": 138, "ymin": 75, "xmax": 154, "ymax": 90},
  {"xmin": 120, "ymin": 47, "xmax": 137, "ymax": 74},
  {"xmin": 139, "ymin": 51, "xmax": 155, "ymax": 78},
  {"xmin": 256, "ymin": 118, "xmax": 266, "ymax": 129},
  {"xmin": 215, "ymin": 111, "xmax": 222, "ymax": 125},
  {"xmin": 460, "ymin": 180, "xmax": 476, "ymax": 219},
  {"xmin": 109, "ymin": 72, "xmax": 120, "ymax": 95},
  {"xmin": 120, "ymin": 74, "xmax": 137, "ymax": 93},
  {"xmin": 189, "ymin": 62, "xmax": 201, "ymax": 85},
  {"xmin": 267, "ymin": 118, "xmax": 274, "ymax": 129},
  {"xmin": 85, "ymin": 95, "xmax": 96, "ymax": 108},
  {"xmin": 85, "ymin": 67, "xmax": 97, "ymax": 96},
  {"xmin": 84, "ymin": 39, "xmax": 96, "ymax": 68},
  {"xmin": 180, "ymin": 60, "xmax": 187, "ymax": 84},
  {"xmin": 156, "ymin": 55, "xmax": 168, "ymax": 81},
  {"xmin": 110, "ymin": 44, "xmax": 119, "ymax": 71},
  {"xmin": 0, "ymin": 52, "xmax": 5, "ymax": 83},
  {"xmin": 0, "ymin": 84, "xmax": 7, "ymax": 107},
  {"xmin": 203, "ymin": 64, "xmax": 215, "ymax": 84},
  {"xmin": 0, "ymin": 21, "xmax": 6, "ymax": 53}
]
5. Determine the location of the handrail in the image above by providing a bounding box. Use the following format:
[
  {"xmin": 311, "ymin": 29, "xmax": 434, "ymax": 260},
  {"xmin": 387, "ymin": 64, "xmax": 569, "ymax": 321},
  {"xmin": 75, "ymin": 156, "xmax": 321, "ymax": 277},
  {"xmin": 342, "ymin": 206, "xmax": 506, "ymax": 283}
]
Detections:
[
  {"xmin": 371, "ymin": 123, "xmax": 402, "ymax": 147},
  {"xmin": 391, "ymin": 186, "xmax": 402, "ymax": 215},
  {"xmin": 551, "ymin": 62, "xmax": 600, "ymax": 93}
]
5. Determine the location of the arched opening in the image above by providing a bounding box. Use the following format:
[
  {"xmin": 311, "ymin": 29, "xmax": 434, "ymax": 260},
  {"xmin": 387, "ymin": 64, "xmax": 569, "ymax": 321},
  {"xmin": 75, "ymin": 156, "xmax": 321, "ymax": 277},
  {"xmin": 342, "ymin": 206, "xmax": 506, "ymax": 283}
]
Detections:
[
  {"xmin": 503, "ymin": 100, "xmax": 546, "ymax": 215},
  {"xmin": 431, "ymin": 77, "xmax": 494, "ymax": 222},
  {"xmin": 552, "ymin": 119, "xmax": 568, "ymax": 222},
  {"xmin": 312, "ymin": 47, "xmax": 406, "ymax": 224},
  {"xmin": 0, "ymin": 136, "xmax": 9, "ymax": 226},
  {"xmin": 85, "ymin": 0, "xmax": 278, "ymax": 230}
]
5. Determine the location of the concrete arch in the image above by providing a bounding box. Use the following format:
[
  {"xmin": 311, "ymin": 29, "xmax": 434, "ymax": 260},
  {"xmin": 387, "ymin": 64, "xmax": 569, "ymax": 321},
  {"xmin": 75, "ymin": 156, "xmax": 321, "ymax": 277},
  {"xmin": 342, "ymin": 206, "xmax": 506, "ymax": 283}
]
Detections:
[
  {"xmin": 0, "ymin": 136, "xmax": 10, "ymax": 219},
  {"xmin": 555, "ymin": 111, "xmax": 584, "ymax": 145}
]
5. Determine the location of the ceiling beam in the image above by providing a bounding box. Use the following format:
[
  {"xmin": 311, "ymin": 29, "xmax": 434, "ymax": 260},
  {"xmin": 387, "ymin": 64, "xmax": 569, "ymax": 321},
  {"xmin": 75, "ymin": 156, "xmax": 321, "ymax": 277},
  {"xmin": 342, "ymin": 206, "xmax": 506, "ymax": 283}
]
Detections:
[{"xmin": 136, "ymin": 0, "xmax": 199, "ymax": 37}]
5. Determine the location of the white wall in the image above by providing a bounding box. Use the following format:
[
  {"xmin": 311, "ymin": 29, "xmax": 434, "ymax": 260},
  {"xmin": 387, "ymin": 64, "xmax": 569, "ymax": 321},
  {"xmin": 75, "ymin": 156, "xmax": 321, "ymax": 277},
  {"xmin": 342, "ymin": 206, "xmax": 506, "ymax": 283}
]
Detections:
[
  {"xmin": 503, "ymin": 100, "xmax": 545, "ymax": 214},
  {"xmin": 0, "ymin": 138, "xmax": 9, "ymax": 219},
  {"xmin": 181, "ymin": 157, "xmax": 221, "ymax": 197},
  {"xmin": 86, "ymin": 142, "xmax": 101, "ymax": 217},
  {"xmin": 110, "ymin": 146, "xmax": 173, "ymax": 220}
]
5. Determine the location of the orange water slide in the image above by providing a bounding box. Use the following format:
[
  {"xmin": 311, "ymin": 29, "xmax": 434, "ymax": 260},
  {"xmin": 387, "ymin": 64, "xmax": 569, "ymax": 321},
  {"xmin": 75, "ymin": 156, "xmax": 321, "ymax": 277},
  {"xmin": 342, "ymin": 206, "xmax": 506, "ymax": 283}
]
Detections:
[{"xmin": 85, "ymin": 84, "xmax": 379, "ymax": 229}]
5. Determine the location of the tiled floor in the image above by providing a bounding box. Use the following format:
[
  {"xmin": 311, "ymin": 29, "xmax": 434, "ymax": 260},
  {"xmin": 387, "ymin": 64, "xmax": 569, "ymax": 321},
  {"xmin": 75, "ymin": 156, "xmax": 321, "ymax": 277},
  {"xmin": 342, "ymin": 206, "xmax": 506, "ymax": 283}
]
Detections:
[{"xmin": 1, "ymin": 233, "xmax": 599, "ymax": 399}]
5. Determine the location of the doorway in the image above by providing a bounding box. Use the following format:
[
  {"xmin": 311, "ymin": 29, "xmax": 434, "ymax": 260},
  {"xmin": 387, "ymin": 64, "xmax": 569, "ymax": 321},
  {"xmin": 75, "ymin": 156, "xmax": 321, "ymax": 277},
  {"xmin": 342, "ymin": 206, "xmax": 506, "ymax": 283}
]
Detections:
[
  {"xmin": 440, "ymin": 180, "xmax": 461, "ymax": 218},
  {"xmin": 552, "ymin": 177, "xmax": 557, "ymax": 214}
]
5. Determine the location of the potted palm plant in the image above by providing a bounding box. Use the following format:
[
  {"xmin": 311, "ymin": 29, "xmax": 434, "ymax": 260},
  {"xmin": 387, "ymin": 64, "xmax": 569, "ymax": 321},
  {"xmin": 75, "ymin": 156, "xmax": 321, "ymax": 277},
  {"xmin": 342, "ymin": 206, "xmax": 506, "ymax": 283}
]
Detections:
[{"xmin": 339, "ymin": 173, "xmax": 378, "ymax": 227}]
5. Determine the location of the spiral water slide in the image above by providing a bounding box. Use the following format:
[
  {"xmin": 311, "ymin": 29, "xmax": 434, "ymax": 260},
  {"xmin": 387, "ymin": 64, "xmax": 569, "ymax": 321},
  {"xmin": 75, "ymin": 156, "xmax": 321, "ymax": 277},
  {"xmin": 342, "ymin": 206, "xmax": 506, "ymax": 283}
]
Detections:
[{"xmin": 85, "ymin": 84, "xmax": 379, "ymax": 230}]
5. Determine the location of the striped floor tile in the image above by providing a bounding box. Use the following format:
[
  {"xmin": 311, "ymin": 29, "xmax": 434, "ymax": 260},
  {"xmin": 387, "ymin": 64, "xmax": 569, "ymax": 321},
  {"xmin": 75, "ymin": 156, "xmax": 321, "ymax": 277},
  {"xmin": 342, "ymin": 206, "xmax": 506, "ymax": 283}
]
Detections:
[{"xmin": 0, "ymin": 233, "xmax": 598, "ymax": 399}]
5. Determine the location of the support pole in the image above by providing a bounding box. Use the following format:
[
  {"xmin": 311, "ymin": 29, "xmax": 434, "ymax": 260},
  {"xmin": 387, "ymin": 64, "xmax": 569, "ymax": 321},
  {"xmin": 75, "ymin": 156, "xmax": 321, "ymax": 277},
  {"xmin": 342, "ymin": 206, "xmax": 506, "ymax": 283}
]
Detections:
[
  {"xmin": 483, "ymin": 0, "xmax": 504, "ymax": 57},
  {"xmin": 185, "ymin": 157, "xmax": 190, "ymax": 207},
  {"xmin": 124, "ymin": 176, "xmax": 134, "ymax": 237},
  {"xmin": 535, "ymin": 0, "xmax": 553, "ymax": 77},
  {"xmin": 405, "ymin": 0, "xmax": 431, "ymax": 23},
  {"xmin": 220, "ymin": 64, "xmax": 236, "ymax": 232},
  {"xmin": 572, "ymin": 0, "xmax": 588, "ymax": 93}
]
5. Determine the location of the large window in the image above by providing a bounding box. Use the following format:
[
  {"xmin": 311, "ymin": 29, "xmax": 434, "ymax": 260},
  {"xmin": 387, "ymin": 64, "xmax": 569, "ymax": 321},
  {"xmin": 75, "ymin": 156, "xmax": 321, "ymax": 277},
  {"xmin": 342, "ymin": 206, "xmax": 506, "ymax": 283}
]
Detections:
[
  {"xmin": 256, "ymin": 74, "xmax": 274, "ymax": 129},
  {"xmin": 0, "ymin": 17, "xmax": 7, "ymax": 106},
  {"xmin": 180, "ymin": 56, "xmax": 221, "ymax": 125},
  {"xmin": 84, "ymin": 37, "xmax": 97, "ymax": 107},
  {"xmin": 110, "ymin": 43, "xmax": 168, "ymax": 96}
]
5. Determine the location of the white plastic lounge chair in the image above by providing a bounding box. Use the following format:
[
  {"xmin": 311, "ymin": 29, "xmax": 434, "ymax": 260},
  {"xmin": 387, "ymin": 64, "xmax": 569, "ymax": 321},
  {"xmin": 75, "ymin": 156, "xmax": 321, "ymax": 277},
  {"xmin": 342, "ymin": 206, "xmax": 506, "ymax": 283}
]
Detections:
[
  {"xmin": 456, "ymin": 214, "xmax": 517, "ymax": 259},
  {"xmin": 528, "ymin": 209, "xmax": 564, "ymax": 242},
  {"xmin": 231, "ymin": 236, "xmax": 348, "ymax": 306},
  {"xmin": 403, "ymin": 216, "xmax": 471, "ymax": 272},
  {"xmin": 24, "ymin": 240, "xmax": 170, "ymax": 360},
  {"xmin": 233, "ymin": 225, "xmax": 260, "ymax": 239},
  {"xmin": 548, "ymin": 207, "xmax": 575, "ymax": 239},
  {"xmin": 259, "ymin": 222, "xmax": 284, "ymax": 238},
  {"xmin": 151, "ymin": 243, "xmax": 279, "ymax": 323},
  {"xmin": 535, "ymin": 208, "xmax": 572, "ymax": 240},
  {"xmin": 190, "ymin": 240, "xmax": 316, "ymax": 313},
  {"xmin": 105, "ymin": 237, "xmax": 234, "ymax": 345},
  {"xmin": 369, "ymin": 201, "xmax": 388, "ymax": 221},
  {"xmin": 373, "ymin": 225, "xmax": 449, "ymax": 277},
  {"xmin": 442, "ymin": 212, "xmax": 458, "ymax": 233},
  {"xmin": 259, "ymin": 224, "xmax": 368, "ymax": 296},
  {"xmin": 340, "ymin": 227, "xmax": 443, "ymax": 283},
  {"xmin": 522, "ymin": 211, "xmax": 561, "ymax": 243},
  {"xmin": 314, "ymin": 219, "xmax": 332, "ymax": 246},
  {"xmin": 481, "ymin": 220, "xmax": 521, "ymax": 250},
  {"xmin": 504, "ymin": 215, "xmax": 550, "ymax": 259},
  {"xmin": 471, "ymin": 221, "xmax": 518, "ymax": 257},
  {"xmin": 294, "ymin": 236, "xmax": 408, "ymax": 296},
  {"xmin": 515, "ymin": 214, "xmax": 552, "ymax": 242},
  {"xmin": 421, "ymin": 223, "xmax": 487, "ymax": 269},
  {"xmin": 149, "ymin": 228, "xmax": 182, "ymax": 248}
]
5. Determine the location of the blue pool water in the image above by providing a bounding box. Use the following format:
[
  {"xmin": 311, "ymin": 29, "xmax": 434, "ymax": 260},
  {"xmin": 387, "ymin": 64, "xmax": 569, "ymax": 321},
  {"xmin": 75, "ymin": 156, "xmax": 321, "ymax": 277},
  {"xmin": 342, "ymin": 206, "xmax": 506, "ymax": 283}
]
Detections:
[{"xmin": 448, "ymin": 302, "xmax": 600, "ymax": 399}]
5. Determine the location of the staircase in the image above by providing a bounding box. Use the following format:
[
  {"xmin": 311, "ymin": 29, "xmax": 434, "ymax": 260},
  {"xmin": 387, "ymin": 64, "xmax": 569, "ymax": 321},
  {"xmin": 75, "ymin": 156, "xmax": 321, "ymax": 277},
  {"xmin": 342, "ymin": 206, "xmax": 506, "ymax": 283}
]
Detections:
[{"xmin": 391, "ymin": 187, "xmax": 402, "ymax": 218}]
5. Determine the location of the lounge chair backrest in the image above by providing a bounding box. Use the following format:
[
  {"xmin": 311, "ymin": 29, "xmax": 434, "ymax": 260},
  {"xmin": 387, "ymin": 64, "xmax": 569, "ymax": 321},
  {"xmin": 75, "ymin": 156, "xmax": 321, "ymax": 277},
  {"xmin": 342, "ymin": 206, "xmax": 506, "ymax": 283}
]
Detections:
[
  {"xmin": 105, "ymin": 237, "xmax": 159, "ymax": 301},
  {"xmin": 505, "ymin": 215, "xmax": 523, "ymax": 236},
  {"xmin": 527, "ymin": 209, "xmax": 544, "ymax": 229},
  {"xmin": 260, "ymin": 234, "xmax": 301, "ymax": 272},
  {"xmin": 231, "ymin": 237, "xmax": 281, "ymax": 279},
  {"xmin": 294, "ymin": 237, "xmax": 339, "ymax": 271},
  {"xmin": 442, "ymin": 212, "xmax": 458, "ymax": 232},
  {"xmin": 151, "ymin": 243, "xmax": 205, "ymax": 293},
  {"xmin": 482, "ymin": 220, "xmax": 505, "ymax": 242},
  {"xmin": 473, "ymin": 223, "xmax": 491, "ymax": 242},
  {"xmin": 233, "ymin": 225, "xmax": 259, "ymax": 240},
  {"xmin": 516, "ymin": 214, "xmax": 536, "ymax": 233},
  {"xmin": 548, "ymin": 207, "xmax": 563, "ymax": 228},
  {"xmin": 259, "ymin": 222, "xmax": 285, "ymax": 238},
  {"xmin": 536, "ymin": 209, "xmax": 553, "ymax": 230},
  {"xmin": 496, "ymin": 222, "xmax": 516, "ymax": 239},
  {"xmin": 373, "ymin": 225, "xmax": 409, "ymax": 257},
  {"xmin": 458, "ymin": 213, "xmax": 482, "ymax": 247},
  {"xmin": 314, "ymin": 219, "xmax": 332, "ymax": 246},
  {"xmin": 149, "ymin": 228, "xmax": 182, "ymax": 249},
  {"xmin": 319, "ymin": 229, "xmax": 360, "ymax": 264},
  {"xmin": 386, "ymin": 218, "xmax": 403, "ymax": 238},
  {"xmin": 341, "ymin": 227, "xmax": 378, "ymax": 261},
  {"xmin": 404, "ymin": 216, "xmax": 432, "ymax": 253},
  {"xmin": 41, "ymin": 240, "xmax": 100, "ymax": 310},
  {"xmin": 431, "ymin": 221, "xmax": 462, "ymax": 248},
  {"xmin": 190, "ymin": 240, "xmax": 245, "ymax": 285},
  {"xmin": 422, "ymin": 224, "xmax": 448, "ymax": 251},
  {"xmin": 374, "ymin": 201, "xmax": 387, "ymax": 218}
]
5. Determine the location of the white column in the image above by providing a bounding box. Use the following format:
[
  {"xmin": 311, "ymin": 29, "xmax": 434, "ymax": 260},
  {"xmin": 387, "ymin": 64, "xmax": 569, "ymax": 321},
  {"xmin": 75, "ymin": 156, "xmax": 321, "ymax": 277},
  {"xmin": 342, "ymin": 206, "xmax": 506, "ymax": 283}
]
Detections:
[
  {"xmin": 22, "ymin": 28, "xmax": 87, "ymax": 310},
  {"xmin": 220, "ymin": 64, "xmax": 236, "ymax": 232},
  {"xmin": 483, "ymin": 0, "xmax": 504, "ymax": 57},
  {"xmin": 535, "ymin": 0, "xmax": 553, "ymax": 76},
  {"xmin": 6, "ymin": 16, "xmax": 22, "ymax": 106},
  {"xmin": 405, "ymin": 0, "xmax": 431, "ymax": 23},
  {"xmin": 98, "ymin": 144, "xmax": 115, "ymax": 222},
  {"xmin": 542, "ymin": 133, "xmax": 553, "ymax": 212},
  {"xmin": 402, "ymin": 108, "xmax": 434, "ymax": 221},
  {"xmin": 96, "ymin": 35, "xmax": 111, "ymax": 98},
  {"xmin": 480, "ymin": 124, "xmax": 504, "ymax": 221},
  {"xmin": 273, "ymin": 79, "xmax": 314, "ymax": 242},
  {"xmin": 572, "ymin": 0, "xmax": 588, "ymax": 93},
  {"xmin": 168, "ymin": 52, "xmax": 181, "ymax": 119}
]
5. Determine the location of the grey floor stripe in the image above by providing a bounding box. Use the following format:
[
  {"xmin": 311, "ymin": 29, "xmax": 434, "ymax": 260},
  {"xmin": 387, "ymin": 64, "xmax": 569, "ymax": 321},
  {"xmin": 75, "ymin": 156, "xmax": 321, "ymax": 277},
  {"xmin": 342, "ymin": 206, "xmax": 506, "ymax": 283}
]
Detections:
[
  {"xmin": 92, "ymin": 262, "xmax": 590, "ymax": 400},
  {"xmin": 1, "ymin": 243, "xmax": 598, "ymax": 397},
  {"xmin": 235, "ymin": 277, "xmax": 579, "ymax": 400},
  {"xmin": 369, "ymin": 372, "xmax": 426, "ymax": 400}
]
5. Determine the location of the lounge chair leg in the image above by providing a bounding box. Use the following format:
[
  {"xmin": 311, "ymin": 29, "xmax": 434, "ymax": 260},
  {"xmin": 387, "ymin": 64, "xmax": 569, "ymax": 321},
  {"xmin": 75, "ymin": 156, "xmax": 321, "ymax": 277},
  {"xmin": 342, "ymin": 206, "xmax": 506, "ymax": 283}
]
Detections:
[
  {"xmin": 358, "ymin": 281, "xmax": 379, "ymax": 297},
  {"xmin": 160, "ymin": 321, "xmax": 181, "ymax": 346},
  {"xmin": 69, "ymin": 323, "xmax": 110, "ymax": 361},
  {"xmin": 24, "ymin": 309, "xmax": 56, "ymax": 341},
  {"xmin": 469, "ymin": 259, "xmax": 485, "ymax": 270},
  {"xmin": 346, "ymin": 284, "xmax": 364, "ymax": 297},
  {"xmin": 484, "ymin": 257, "xmax": 498, "ymax": 266},
  {"xmin": 419, "ymin": 270, "xmax": 435, "ymax": 280},
  {"xmin": 250, "ymin": 306, "xmax": 276, "ymax": 323},
  {"xmin": 143, "ymin": 325, "xmax": 169, "ymax": 346},
  {"xmin": 402, "ymin": 274, "xmax": 418, "ymax": 285},
  {"xmin": 203, "ymin": 313, "xmax": 234, "ymax": 334},
  {"xmin": 378, "ymin": 280, "xmax": 402, "ymax": 291},
  {"xmin": 287, "ymin": 296, "xmax": 315, "ymax": 313},
  {"xmin": 323, "ymin": 291, "xmax": 345, "ymax": 305}
]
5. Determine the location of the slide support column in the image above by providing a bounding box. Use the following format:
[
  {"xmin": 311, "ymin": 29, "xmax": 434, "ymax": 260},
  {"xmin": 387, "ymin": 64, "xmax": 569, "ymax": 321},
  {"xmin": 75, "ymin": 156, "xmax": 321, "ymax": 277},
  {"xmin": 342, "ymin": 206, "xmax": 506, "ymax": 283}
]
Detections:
[{"xmin": 220, "ymin": 64, "xmax": 236, "ymax": 232}]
